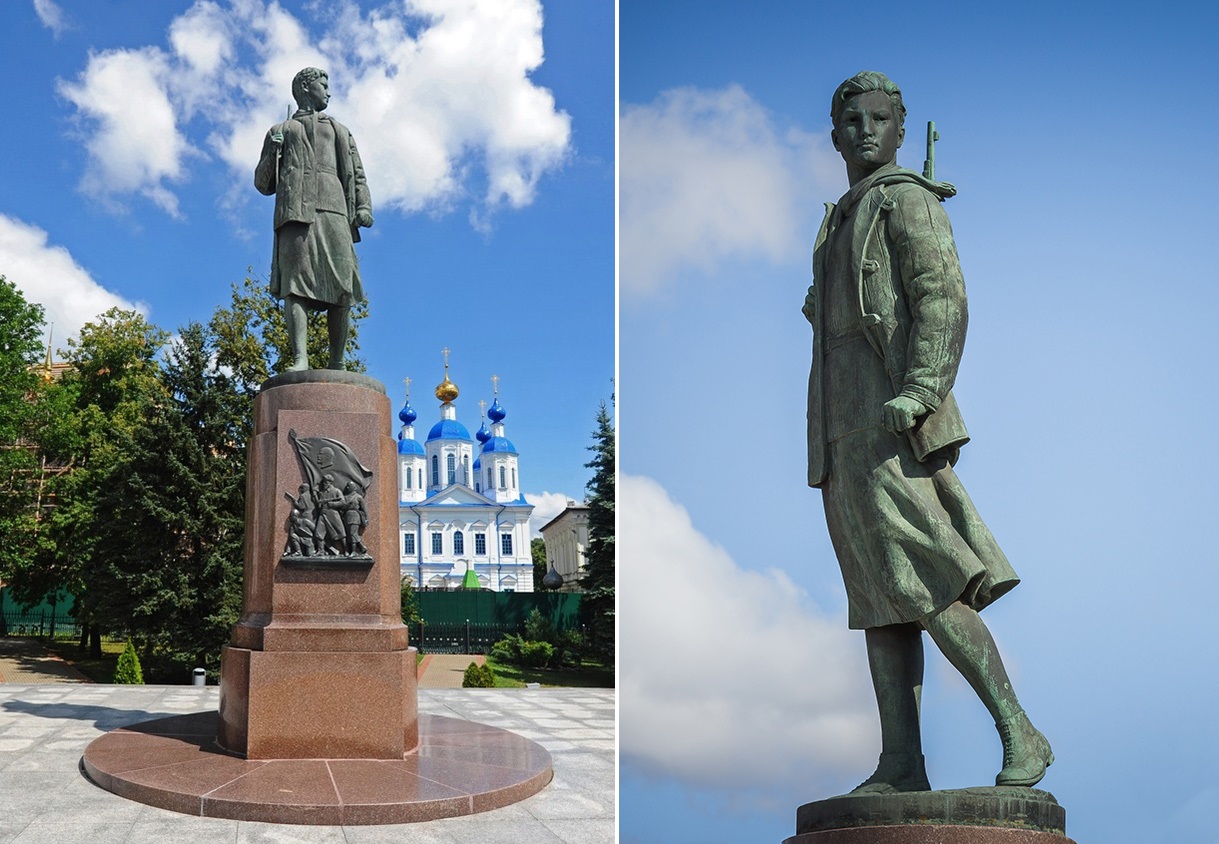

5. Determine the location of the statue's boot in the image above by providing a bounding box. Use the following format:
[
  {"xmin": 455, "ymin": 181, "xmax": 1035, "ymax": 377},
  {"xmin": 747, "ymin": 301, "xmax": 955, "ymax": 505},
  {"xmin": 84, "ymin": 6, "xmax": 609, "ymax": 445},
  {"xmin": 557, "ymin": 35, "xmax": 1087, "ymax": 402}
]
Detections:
[
  {"xmin": 995, "ymin": 710, "xmax": 1054, "ymax": 786},
  {"xmin": 848, "ymin": 751, "xmax": 930, "ymax": 795}
]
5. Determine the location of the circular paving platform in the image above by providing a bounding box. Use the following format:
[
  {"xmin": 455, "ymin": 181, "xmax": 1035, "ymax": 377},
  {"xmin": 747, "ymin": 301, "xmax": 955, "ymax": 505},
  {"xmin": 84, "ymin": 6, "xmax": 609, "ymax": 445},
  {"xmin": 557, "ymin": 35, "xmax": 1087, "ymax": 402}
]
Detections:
[{"xmin": 82, "ymin": 711, "xmax": 553, "ymax": 825}]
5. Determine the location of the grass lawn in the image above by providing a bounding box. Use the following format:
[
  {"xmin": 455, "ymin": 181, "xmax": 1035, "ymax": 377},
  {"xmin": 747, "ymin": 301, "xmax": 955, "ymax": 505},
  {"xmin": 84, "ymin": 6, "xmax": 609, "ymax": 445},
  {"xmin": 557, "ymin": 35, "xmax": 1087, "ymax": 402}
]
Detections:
[
  {"xmin": 41, "ymin": 638, "xmax": 125, "ymax": 683},
  {"xmin": 485, "ymin": 656, "xmax": 614, "ymax": 689}
]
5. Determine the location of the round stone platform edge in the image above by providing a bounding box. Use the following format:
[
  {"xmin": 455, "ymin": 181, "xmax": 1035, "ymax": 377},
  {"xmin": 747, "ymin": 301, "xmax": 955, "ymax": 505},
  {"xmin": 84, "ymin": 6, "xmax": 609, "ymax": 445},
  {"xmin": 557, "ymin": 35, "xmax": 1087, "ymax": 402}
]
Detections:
[
  {"xmin": 795, "ymin": 787, "xmax": 1067, "ymax": 836},
  {"xmin": 81, "ymin": 710, "xmax": 552, "ymax": 825}
]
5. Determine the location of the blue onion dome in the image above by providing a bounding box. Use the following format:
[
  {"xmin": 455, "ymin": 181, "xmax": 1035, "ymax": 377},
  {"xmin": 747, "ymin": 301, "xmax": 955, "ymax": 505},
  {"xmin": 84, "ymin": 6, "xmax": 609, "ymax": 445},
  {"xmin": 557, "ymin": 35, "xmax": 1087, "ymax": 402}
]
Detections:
[
  {"xmin": 397, "ymin": 435, "xmax": 424, "ymax": 455},
  {"xmin": 476, "ymin": 419, "xmax": 490, "ymax": 444},
  {"xmin": 473, "ymin": 456, "xmax": 482, "ymax": 470},
  {"xmin": 487, "ymin": 398, "xmax": 506, "ymax": 423},
  {"xmin": 427, "ymin": 418, "xmax": 472, "ymax": 441},
  {"xmin": 481, "ymin": 435, "xmax": 518, "ymax": 455},
  {"xmin": 398, "ymin": 400, "xmax": 417, "ymax": 425}
]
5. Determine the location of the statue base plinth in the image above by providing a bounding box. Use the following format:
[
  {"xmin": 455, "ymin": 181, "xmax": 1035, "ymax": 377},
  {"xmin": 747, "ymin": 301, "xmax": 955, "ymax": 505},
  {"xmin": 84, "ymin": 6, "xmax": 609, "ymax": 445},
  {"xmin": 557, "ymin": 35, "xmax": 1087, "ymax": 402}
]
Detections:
[{"xmin": 785, "ymin": 788, "xmax": 1074, "ymax": 844}]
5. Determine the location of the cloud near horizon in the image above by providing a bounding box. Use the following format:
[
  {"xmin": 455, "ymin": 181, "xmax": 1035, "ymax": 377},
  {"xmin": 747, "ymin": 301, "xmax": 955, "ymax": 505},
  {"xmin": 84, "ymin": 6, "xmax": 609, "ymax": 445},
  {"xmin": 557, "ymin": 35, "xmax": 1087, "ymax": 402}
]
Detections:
[
  {"xmin": 0, "ymin": 213, "xmax": 146, "ymax": 346},
  {"xmin": 620, "ymin": 474, "xmax": 876, "ymax": 796},
  {"xmin": 58, "ymin": 0, "xmax": 571, "ymax": 223},
  {"xmin": 525, "ymin": 490, "xmax": 579, "ymax": 539},
  {"xmin": 620, "ymin": 85, "xmax": 843, "ymax": 298}
]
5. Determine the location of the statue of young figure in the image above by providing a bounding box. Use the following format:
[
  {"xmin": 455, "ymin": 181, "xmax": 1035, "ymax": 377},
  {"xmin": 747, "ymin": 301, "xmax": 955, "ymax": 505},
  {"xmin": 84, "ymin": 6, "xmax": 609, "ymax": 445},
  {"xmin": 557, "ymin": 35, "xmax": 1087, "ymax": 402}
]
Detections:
[
  {"xmin": 255, "ymin": 67, "xmax": 373, "ymax": 371},
  {"xmin": 803, "ymin": 71, "xmax": 1053, "ymax": 792}
]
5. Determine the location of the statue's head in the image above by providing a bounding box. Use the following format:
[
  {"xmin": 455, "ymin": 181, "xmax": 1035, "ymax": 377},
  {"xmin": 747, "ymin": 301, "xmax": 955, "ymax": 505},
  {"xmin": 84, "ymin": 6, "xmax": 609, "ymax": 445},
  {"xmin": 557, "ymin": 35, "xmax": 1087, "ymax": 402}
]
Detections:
[
  {"xmin": 830, "ymin": 71, "xmax": 906, "ymax": 129},
  {"xmin": 344, "ymin": 481, "xmax": 359, "ymax": 493},
  {"xmin": 292, "ymin": 67, "xmax": 330, "ymax": 110},
  {"xmin": 830, "ymin": 71, "xmax": 906, "ymax": 178}
]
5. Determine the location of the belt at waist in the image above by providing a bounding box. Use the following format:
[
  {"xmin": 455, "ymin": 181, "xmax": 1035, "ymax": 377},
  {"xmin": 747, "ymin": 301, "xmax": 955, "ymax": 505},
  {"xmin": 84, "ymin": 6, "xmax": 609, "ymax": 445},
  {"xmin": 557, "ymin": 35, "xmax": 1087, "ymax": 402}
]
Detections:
[{"xmin": 823, "ymin": 328, "xmax": 869, "ymax": 351}]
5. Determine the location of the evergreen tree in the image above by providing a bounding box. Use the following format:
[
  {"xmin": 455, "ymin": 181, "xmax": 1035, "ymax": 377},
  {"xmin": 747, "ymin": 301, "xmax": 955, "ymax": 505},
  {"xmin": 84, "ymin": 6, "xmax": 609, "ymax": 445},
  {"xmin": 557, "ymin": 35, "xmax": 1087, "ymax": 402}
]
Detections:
[
  {"xmin": 579, "ymin": 400, "xmax": 615, "ymax": 662},
  {"xmin": 531, "ymin": 537, "xmax": 548, "ymax": 591},
  {"xmin": 88, "ymin": 322, "xmax": 245, "ymax": 675}
]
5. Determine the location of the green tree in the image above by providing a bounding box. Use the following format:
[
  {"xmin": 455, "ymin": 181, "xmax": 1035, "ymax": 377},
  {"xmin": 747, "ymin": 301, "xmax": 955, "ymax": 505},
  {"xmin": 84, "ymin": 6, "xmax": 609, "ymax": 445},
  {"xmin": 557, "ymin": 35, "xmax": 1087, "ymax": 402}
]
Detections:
[
  {"xmin": 579, "ymin": 400, "xmax": 615, "ymax": 662},
  {"xmin": 401, "ymin": 577, "xmax": 422, "ymax": 626},
  {"xmin": 113, "ymin": 640, "xmax": 144, "ymax": 684},
  {"xmin": 531, "ymin": 537, "xmax": 548, "ymax": 591},
  {"xmin": 210, "ymin": 274, "xmax": 367, "ymax": 394},
  {"xmin": 87, "ymin": 322, "xmax": 245, "ymax": 675},
  {"xmin": 0, "ymin": 277, "xmax": 47, "ymax": 593}
]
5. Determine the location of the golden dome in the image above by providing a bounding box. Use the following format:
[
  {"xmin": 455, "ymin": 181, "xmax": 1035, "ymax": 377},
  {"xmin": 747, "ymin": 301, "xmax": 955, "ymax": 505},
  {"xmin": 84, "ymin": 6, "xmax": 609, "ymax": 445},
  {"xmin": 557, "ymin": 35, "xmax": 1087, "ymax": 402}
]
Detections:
[{"xmin": 435, "ymin": 373, "xmax": 459, "ymax": 403}]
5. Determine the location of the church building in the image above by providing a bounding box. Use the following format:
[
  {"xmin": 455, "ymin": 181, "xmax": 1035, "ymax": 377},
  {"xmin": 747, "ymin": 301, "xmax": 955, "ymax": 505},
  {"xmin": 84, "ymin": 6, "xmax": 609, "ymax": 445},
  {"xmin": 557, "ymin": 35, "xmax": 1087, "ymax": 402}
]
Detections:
[{"xmin": 396, "ymin": 358, "xmax": 534, "ymax": 591}]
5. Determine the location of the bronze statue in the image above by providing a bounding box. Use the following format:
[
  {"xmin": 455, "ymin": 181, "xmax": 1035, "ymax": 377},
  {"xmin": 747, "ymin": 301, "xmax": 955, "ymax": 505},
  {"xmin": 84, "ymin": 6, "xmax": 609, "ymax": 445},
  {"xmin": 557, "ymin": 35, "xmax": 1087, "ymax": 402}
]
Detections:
[
  {"xmin": 284, "ymin": 484, "xmax": 317, "ymax": 557},
  {"xmin": 341, "ymin": 481, "xmax": 369, "ymax": 557},
  {"xmin": 312, "ymin": 474, "xmax": 346, "ymax": 556},
  {"xmin": 255, "ymin": 67, "xmax": 373, "ymax": 371},
  {"xmin": 803, "ymin": 71, "xmax": 1052, "ymax": 792}
]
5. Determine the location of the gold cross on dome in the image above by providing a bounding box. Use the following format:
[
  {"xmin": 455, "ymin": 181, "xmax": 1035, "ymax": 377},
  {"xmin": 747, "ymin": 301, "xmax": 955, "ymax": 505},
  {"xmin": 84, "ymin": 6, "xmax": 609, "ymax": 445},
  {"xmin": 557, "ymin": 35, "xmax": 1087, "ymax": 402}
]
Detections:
[
  {"xmin": 491, "ymin": 374, "xmax": 500, "ymax": 396},
  {"xmin": 441, "ymin": 347, "xmax": 451, "ymax": 372},
  {"xmin": 478, "ymin": 399, "xmax": 487, "ymax": 418},
  {"xmin": 402, "ymin": 376, "xmax": 411, "ymax": 400}
]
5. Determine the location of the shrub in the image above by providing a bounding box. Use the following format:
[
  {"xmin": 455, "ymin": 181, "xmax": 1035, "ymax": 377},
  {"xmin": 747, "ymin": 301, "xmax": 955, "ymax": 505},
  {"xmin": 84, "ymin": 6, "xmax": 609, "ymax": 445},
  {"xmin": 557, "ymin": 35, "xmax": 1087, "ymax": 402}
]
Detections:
[
  {"xmin": 113, "ymin": 641, "xmax": 144, "ymax": 684},
  {"xmin": 462, "ymin": 661, "xmax": 496, "ymax": 688},
  {"xmin": 524, "ymin": 608, "xmax": 556, "ymax": 644},
  {"xmin": 517, "ymin": 639, "xmax": 554, "ymax": 668},
  {"xmin": 490, "ymin": 634, "xmax": 522, "ymax": 663}
]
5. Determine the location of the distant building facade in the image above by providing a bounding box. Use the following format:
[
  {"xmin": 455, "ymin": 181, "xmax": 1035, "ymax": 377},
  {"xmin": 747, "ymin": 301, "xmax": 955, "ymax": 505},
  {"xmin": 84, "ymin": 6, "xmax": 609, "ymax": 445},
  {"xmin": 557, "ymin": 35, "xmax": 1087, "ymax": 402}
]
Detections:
[
  {"xmin": 539, "ymin": 503, "xmax": 589, "ymax": 592},
  {"xmin": 396, "ymin": 363, "xmax": 533, "ymax": 592}
]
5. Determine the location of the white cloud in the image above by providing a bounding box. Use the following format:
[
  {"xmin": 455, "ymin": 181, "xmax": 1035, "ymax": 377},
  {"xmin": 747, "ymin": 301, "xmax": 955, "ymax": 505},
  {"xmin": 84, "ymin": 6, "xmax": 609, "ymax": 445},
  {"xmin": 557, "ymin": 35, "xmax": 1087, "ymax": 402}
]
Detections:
[
  {"xmin": 58, "ymin": 47, "xmax": 198, "ymax": 217},
  {"xmin": 33, "ymin": 0, "xmax": 70, "ymax": 37},
  {"xmin": 57, "ymin": 0, "xmax": 570, "ymax": 224},
  {"xmin": 525, "ymin": 490, "xmax": 579, "ymax": 538},
  {"xmin": 0, "ymin": 214, "xmax": 146, "ymax": 345},
  {"xmin": 621, "ymin": 474, "xmax": 876, "ymax": 794},
  {"xmin": 620, "ymin": 85, "xmax": 843, "ymax": 297}
]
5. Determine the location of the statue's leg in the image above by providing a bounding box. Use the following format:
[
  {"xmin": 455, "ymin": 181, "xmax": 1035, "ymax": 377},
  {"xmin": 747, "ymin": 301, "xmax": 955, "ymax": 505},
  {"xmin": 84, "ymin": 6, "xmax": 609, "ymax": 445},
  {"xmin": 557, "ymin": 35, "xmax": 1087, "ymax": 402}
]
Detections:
[
  {"xmin": 923, "ymin": 601, "xmax": 1054, "ymax": 786},
  {"xmin": 850, "ymin": 622, "xmax": 930, "ymax": 794},
  {"xmin": 284, "ymin": 295, "xmax": 309, "ymax": 371},
  {"xmin": 326, "ymin": 305, "xmax": 349, "ymax": 370}
]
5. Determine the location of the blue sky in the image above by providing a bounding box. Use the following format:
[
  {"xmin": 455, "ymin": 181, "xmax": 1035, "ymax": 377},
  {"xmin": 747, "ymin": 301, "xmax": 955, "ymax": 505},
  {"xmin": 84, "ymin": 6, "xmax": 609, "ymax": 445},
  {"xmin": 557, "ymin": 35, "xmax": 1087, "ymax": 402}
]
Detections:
[
  {"xmin": 620, "ymin": 2, "xmax": 1219, "ymax": 844},
  {"xmin": 0, "ymin": 0, "xmax": 614, "ymax": 529}
]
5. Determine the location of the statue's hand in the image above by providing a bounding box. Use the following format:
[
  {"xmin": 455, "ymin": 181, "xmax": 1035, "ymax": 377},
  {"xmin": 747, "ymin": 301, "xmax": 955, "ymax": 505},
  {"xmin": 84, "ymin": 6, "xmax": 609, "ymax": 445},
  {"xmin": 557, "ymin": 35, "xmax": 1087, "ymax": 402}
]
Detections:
[
  {"xmin": 270, "ymin": 127, "xmax": 284, "ymax": 146},
  {"xmin": 355, "ymin": 210, "xmax": 374, "ymax": 228},
  {"xmin": 802, "ymin": 285, "xmax": 816, "ymax": 325},
  {"xmin": 882, "ymin": 395, "xmax": 926, "ymax": 434}
]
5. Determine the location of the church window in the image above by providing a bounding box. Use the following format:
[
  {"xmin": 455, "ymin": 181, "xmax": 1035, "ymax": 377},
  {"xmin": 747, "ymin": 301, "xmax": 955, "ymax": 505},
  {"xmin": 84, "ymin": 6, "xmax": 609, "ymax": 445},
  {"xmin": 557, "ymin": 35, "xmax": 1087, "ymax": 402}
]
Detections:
[
  {"xmin": 447, "ymin": 453, "xmax": 456, "ymax": 485},
  {"xmin": 403, "ymin": 533, "xmax": 415, "ymax": 555},
  {"xmin": 501, "ymin": 533, "xmax": 513, "ymax": 555},
  {"xmin": 499, "ymin": 466, "xmax": 506, "ymax": 489},
  {"xmin": 418, "ymin": 468, "xmax": 423, "ymax": 489},
  {"xmin": 405, "ymin": 467, "xmax": 412, "ymax": 490},
  {"xmin": 462, "ymin": 455, "xmax": 470, "ymax": 485},
  {"xmin": 454, "ymin": 531, "xmax": 465, "ymax": 555},
  {"xmin": 431, "ymin": 455, "xmax": 438, "ymax": 486},
  {"xmin": 475, "ymin": 533, "xmax": 486, "ymax": 555},
  {"xmin": 511, "ymin": 467, "xmax": 516, "ymax": 488},
  {"xmin": 431, "ymin": 532, "xmax": 443, "ymax": 555},
  {"xmin": 486, "ymin": 468, "xmax": 492, "ymax": 488}
]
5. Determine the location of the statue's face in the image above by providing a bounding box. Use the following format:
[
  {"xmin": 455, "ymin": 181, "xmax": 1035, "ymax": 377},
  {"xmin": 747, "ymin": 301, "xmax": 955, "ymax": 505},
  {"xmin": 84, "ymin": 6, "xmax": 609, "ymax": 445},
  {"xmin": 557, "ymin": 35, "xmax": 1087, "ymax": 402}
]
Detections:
[
  {"xmin": 832, "ymin": 90, "xmax": 904, "ymax": 175},
  {"xmin": 304, "ymin": 75, "xmax": 330, "ymax": 111}
]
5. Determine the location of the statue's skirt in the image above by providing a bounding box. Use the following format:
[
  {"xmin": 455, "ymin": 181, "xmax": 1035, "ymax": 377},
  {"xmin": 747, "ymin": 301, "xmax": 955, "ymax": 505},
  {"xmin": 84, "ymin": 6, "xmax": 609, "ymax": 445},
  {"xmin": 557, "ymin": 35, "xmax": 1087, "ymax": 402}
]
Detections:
[
  {"xmin": 822, "ymin": 426, "xmax": 1018, "ymax": 630},
  {"xmin": 273, "ymin": 213, "xmax": 363, "ymax": 308}
]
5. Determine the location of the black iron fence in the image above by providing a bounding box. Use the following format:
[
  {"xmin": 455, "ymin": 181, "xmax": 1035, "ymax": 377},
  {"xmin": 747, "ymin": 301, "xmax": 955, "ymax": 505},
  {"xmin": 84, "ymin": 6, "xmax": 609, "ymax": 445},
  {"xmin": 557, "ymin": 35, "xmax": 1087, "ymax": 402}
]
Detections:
[
  {"xmin": 0, "ymin": 610, "xmax": 124, "ymax": 643},
  {"xmin": 410, "ymin": 620, "xmax": 518, "ymax": 654}
]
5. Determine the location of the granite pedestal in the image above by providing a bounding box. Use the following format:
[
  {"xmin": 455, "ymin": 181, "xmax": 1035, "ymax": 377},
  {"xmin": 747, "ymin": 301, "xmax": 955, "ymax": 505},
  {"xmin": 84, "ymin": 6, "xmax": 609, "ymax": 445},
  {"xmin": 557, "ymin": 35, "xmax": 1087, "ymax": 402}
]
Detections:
[
  {"xmin": 82, "ymin": 372, "xmax": 553, "ymax": 823},
  {"xmin": 784, "ymin": 788, "xmax": 1075, "ymax": 844}
]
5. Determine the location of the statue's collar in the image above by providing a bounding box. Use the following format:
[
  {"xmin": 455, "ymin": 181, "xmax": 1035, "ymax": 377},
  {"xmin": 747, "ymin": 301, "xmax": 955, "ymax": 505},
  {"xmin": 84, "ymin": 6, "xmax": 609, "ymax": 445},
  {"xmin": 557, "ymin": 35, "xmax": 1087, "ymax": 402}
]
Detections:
[
  {"xmin": 292, "ymin": 108, "xmax": 329, "ymax": 120},
  {"xmin": 837, "ymin": 163, "xmax": 957, "ymax": 214}
]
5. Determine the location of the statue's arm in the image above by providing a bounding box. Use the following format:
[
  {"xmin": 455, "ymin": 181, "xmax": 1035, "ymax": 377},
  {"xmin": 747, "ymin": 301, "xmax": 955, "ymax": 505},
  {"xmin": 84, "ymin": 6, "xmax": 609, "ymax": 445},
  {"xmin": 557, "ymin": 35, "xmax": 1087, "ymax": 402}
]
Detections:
[
  {"xmin": 348, "ymin": 133, "xmax": 374, "ymax": 227},
  {"xmin": 254, "ymin": 128, "xmax": 280, "ymax": 196},
  {"xmin": 888, "ymin": 186, "xmax": 968, "ymax": 412}
]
